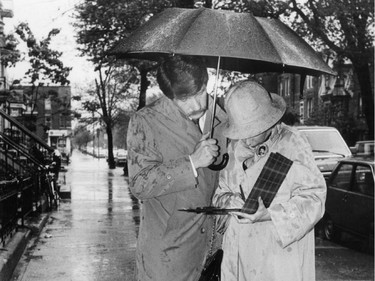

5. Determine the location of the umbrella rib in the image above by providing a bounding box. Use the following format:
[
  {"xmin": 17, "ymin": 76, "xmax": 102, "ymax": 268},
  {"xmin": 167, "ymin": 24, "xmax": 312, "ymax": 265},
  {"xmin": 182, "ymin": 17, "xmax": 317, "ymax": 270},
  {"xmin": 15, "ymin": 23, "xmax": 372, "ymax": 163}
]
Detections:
[
  {"xmin": 253, "ymin": 17, "xmax": 284, "ymax": 70},
  {"xmin": 174, "ymin": 8, "xmax": 206, "ymax": 56}
]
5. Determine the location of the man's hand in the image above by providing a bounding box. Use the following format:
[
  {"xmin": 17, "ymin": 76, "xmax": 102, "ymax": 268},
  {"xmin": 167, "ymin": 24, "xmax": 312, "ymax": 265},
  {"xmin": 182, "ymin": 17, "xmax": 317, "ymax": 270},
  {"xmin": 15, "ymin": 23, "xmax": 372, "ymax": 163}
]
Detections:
[
  {"xmin": 190, "ymin": 132, "xmax": 219, "ymax": 169},
  {"xmin": 230, "ymin": 197, "xmax": 271, "ymax": 224}
]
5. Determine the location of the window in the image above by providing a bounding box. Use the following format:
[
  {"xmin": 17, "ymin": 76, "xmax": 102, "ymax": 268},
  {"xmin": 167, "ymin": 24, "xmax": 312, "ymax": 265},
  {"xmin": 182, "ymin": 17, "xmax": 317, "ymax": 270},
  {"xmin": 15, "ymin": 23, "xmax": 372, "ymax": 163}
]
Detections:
[
  {"xmin": 306, "ymin": 98, "xmax": 313, "ymax": 118},
  {"xmin": 58, "ymin": 138, "xmax": 66, "ymax": 149},
  {"xmin": 332, "ymin": 163, "xmax": 353, "ymax": 191},
  {"xmin": 45, "ymin": 98, "xmax": 51, "ymax": 110},
  {"xmin": 45, "ymin": 115, "xmax": 51, "ymax": 129},
  {"xmin": 283, "ymin": 77, "xmax": 290, "ymax": 97},
  {"xmin": 279, "ymin": 80, "xmax": 283, "ymax": 96},
  {"xmin": 354, "ymin": 165, "xmax": 374, "ymax": 196},
  {"xmin": 302, "ymin": 129, "xmax": 352, "ymax": 156},
  {"xmin": 359, "ymin": 95, "xmax": 364, "ymax": 117},
  {"xmin": 279, "ymin": 77, "xmax": 290, "ymax": 97},
  {"xmin": 299, "ymin": 101, "xmax": 304, "ymax": 124},
  {"xmin": 325, "ymin": 75, "xmax": 330, "ymax": 88},
  {"xmin": 10, "ymin": 108, "xmax": 20, "ymax": 117},
  {"xmin": 306, "ymin": 76, "xmax": 313, "ymax": 89},
  {"xmin": 59, "ymin": 115, "xmax": 66, "ymax": 128}
]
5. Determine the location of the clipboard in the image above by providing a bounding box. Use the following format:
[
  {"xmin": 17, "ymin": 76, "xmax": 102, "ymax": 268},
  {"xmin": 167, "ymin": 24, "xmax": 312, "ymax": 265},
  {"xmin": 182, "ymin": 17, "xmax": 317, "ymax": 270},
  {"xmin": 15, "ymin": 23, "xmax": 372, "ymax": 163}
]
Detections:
[
  {"xmin": 179, "ymin": 152, "xmax": 293, "ymax": 216},
  {"xmin": 241, "ymin": 152, "xmax": 293, "ymax": 214}
]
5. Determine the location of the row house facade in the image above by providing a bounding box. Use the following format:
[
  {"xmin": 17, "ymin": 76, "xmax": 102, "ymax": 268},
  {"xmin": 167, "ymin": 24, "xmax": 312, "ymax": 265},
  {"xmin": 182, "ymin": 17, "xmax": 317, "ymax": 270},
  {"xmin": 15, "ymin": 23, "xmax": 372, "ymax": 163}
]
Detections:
[
  {"xmin": 0, "ymin": 0, "xmax": 72, "ymax": 160},
  {"xmin": 1, "ymin": 85, "xmax": 72, "ymax": 161},
  {"xmin": 260, "ymin": 61, "xmax": 372, "ymax": 146},
  {"xmin": 0, "ymin": 0, "xmax": 62, "ymax": 245},
  {"xmin": 11, "ymin": 85, "xmax": 73, "ymax": 158}
]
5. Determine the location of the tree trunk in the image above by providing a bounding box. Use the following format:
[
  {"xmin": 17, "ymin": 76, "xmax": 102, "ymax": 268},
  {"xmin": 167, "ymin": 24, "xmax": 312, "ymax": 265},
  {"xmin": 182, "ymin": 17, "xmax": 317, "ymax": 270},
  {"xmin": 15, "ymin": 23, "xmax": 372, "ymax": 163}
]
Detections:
[
  {"xmin": 106, "ymin": 123, "xmax": 116, "ymax": 169},
  {"xmin": 137, "ymin": 69, "xmax": 148, "ymax": 110},
  {"xmin": 352, "ymin": 60, "xmax": 374, "ymax": 139}
]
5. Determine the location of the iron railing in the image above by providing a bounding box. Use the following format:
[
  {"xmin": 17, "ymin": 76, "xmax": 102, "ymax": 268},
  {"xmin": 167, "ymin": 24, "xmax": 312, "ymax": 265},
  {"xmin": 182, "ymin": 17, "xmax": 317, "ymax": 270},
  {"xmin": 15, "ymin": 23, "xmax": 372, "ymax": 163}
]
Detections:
[{"xmin": 0, "ymin": 109, "xmax": 55, "ymax": 245}]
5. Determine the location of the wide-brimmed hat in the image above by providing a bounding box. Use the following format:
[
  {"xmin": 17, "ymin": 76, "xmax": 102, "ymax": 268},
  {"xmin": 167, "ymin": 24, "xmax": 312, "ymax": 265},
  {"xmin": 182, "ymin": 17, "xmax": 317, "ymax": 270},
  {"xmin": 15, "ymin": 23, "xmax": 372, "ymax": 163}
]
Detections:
[{"xmin": 223, "ymin": 80, "xmax": 286, "ymax": 140}]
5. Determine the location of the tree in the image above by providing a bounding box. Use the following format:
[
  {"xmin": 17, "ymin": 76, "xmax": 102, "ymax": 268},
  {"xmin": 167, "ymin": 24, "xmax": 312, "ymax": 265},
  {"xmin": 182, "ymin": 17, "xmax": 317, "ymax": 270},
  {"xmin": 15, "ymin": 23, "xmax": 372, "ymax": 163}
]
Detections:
[
  {"xmin": 1, "ymin": 33, "xmax": 21, "ymax": 67},
  {"xmin": 84, "ymin": 65, "xmax": 138, "ymax": 127},
  {"xmin": 73, "ymin": 125, "xmax": 93, "ymax": 150},
  {"xmin": 14, "ymin": 23, "xmax": 72, "ymax": 132},
  {"xmin": 215, "ymin": 0, "xmax": 374, "ymax": 138},
  {"xmin": 73, "ymin": 63, "xmax": 138, "ymax": 168},
  {"xmin": 15, "ymin": 23, "xmax": 71, "ymax": 86},
  {"xmin": 282, "ymin": 0, "xmax": 374, "ymax": 138},
  {"xmin": 73, "ymin": 0, "xmax": 195, "ymax": 168}
]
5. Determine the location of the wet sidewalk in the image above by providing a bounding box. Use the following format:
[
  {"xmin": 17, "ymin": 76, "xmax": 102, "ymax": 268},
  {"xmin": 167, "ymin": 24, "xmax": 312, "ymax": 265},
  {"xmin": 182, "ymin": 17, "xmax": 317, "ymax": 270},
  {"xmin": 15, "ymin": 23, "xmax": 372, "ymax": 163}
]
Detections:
[
  {"xmin": 7, "ymin": 150, "xmax": 374, "ymax": 281},
  {"xmin": 11, "ymin": 151, "xmax": 139, "ymax": 281}
]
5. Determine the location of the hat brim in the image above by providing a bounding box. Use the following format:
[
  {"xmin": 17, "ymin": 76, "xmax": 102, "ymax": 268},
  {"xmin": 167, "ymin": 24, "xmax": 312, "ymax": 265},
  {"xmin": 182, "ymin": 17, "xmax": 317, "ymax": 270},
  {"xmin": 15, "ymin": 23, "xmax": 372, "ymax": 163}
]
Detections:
[{"xmin": 223, "ymin": 93, "xmax": 286, "ymax": 140}]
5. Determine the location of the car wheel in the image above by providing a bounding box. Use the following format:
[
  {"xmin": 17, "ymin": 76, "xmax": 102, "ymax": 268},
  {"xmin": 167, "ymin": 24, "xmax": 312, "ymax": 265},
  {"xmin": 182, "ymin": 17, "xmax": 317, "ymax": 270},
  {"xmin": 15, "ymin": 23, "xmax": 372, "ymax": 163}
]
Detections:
[{"xmin": 323, "ymin": 216, "xmax": 341, "ymax": 241}]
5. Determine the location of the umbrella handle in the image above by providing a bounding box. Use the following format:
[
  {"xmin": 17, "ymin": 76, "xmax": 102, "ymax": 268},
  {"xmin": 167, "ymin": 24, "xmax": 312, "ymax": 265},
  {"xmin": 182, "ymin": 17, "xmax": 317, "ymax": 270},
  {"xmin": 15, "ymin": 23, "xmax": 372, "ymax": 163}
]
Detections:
[{"xmin": 208, "ymin": 152, "xmax": 229, "ymax": 171}]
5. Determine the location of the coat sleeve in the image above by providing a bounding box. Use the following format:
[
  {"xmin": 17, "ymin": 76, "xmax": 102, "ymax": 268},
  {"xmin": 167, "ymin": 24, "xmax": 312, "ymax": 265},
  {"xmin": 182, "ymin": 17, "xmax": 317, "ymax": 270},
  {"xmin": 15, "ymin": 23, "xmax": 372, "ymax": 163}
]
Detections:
[
  {"xmin": 268, "ymin": 137, "xmax": 327, "ymax": 248},
  {"xmin": 127, "ymin": 113, "xmax": 198, "ymax": 200},
  {"xmin": 212, "ymin": 141, "xmax": 241, "ymax": 208}
]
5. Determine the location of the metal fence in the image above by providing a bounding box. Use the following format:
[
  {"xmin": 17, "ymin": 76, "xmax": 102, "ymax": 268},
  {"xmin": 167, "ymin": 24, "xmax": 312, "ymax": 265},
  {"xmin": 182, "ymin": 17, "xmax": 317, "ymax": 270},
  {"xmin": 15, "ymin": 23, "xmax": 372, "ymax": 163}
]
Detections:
[{"xmin": 0, "ymin": 172, "xmax": 52, "ymax": 246}]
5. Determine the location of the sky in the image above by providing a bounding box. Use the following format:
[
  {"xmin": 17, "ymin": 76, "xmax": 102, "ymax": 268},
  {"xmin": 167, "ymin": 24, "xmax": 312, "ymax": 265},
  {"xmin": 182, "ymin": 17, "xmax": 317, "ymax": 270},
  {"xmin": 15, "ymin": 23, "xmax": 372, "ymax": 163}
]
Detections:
[
  {"xmin": 1, "ymin": 0, "xmax": 232, "ymax": 98},
  {"xmin": 3, "ymin": 0, "xmax": 96, "ymax": 86}
]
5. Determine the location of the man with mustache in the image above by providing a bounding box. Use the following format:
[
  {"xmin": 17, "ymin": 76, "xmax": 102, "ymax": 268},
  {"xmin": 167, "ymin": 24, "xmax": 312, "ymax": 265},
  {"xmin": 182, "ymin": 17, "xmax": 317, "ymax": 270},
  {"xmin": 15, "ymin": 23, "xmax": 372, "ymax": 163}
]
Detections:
[{"xmin": 127, "ymin": 54, "xmax": 227, "ymax": 281}]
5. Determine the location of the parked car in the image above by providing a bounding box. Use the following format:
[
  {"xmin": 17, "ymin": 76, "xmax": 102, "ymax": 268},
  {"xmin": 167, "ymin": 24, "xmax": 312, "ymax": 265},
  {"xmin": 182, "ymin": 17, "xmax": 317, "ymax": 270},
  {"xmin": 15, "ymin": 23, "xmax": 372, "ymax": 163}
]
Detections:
[
  {"xmin": 321, "ymin": 157, "xmax": 374, "ymax": 248},
  {"xmin": 115, "ymin": 149, "xmax": 128, "ymax": 167},
  {"xmin": 350, "ymin": 140, "xmax": 374, "ymax": 156},
  {"xmin": 295, "ymin": 126, "xmax": 352, "ymax": 179}
]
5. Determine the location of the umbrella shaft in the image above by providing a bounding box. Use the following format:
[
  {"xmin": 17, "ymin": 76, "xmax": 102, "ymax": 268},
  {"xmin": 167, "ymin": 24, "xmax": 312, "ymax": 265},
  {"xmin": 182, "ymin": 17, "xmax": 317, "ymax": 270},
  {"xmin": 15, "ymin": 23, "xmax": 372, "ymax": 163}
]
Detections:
[{"xmin": 210, "ymin": 56, "xmax": 221, "ymax": 138}]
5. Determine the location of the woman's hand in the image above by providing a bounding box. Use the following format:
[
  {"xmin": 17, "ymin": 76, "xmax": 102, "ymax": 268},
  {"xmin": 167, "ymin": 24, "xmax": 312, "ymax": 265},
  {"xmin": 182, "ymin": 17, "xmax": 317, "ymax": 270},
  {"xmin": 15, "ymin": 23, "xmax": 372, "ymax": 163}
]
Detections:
[{"xmin": 230, "ymin": 197, "xmax": 271, "ymax": 224}]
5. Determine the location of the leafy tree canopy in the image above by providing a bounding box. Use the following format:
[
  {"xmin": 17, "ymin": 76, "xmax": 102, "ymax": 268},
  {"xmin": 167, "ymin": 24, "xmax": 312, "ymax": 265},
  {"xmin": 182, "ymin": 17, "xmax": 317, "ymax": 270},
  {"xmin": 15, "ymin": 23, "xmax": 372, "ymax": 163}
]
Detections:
[
  {"xmin": 1, "ymin": 33, "xmax": 21, "ymax": 67},
  {"xmin": 15, "ymin": 22, "xmax": 72, "ymax": 86},
  {"xmin": 222, "ymin": 0, "xmax": 374, "ymax": 137},
  {"xmin": 73, "ymin": 0, "xmax": 173, "ymax": 66}
]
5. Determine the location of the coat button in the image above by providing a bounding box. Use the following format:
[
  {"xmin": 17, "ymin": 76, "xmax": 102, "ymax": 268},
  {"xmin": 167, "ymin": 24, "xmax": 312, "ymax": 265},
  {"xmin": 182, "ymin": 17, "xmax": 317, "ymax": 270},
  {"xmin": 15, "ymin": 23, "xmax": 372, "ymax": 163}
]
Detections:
[{"xmin": 201, "ymin": 227, "xmax": 206, "ymax": 233}]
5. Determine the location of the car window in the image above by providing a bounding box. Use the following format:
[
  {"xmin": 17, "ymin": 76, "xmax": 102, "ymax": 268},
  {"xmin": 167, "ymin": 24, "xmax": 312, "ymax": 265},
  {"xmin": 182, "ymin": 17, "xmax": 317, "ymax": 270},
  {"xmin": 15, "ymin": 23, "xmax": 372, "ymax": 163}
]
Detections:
[
  {"xmin": 358, "ymin": 144, "xmax": 365, "ymax": 153},
  {"xmin": 365, "ymin": 143, "xmax": 374, "ymax": 154},
  {"xmin": 301, "ymin": 130, "xmax": 351, "ymax": 156},
  {"xmin": 353, "ymin": 165, "xmax": 374, "ymax": 197},
  {"xmin": 331, "ymin": 163, "xmax": 353, "ymax": 191}
]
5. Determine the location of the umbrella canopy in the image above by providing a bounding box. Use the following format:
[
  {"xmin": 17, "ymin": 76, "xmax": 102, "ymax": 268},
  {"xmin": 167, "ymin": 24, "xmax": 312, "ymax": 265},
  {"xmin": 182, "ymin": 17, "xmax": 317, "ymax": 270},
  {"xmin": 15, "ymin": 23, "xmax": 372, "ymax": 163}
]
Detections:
[{"xmin": 110, "ymin": 7, "xmax": 335, "ymax": 76}]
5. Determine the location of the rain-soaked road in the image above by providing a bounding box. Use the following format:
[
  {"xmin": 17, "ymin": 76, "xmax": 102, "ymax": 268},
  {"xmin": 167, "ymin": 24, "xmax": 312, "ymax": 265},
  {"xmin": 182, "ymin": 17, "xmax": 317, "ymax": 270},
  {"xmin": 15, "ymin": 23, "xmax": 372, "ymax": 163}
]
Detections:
[{"xmin": 11, "ymin": 150, "xmax": 374, "ymax": 281}]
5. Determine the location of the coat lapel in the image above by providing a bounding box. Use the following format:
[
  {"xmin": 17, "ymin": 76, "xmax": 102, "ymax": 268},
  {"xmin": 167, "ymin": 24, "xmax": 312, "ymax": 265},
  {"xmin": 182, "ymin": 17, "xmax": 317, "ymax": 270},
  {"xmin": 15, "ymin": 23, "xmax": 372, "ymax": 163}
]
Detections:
[{"xmin": 202, "ymin": 95, "xmax": 226, "ymax": 135}]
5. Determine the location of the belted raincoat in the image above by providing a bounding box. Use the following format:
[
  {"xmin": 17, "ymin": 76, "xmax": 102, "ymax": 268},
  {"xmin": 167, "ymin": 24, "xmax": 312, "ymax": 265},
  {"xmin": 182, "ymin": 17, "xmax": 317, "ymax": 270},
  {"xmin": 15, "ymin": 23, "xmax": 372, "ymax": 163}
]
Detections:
[
  {"xmin": 127, "ymin": 95, "xmax": 227, "ymax": 281},
  {"xmin": 213, "ymin": 123, "xmax": 326, "ymax": 281}
]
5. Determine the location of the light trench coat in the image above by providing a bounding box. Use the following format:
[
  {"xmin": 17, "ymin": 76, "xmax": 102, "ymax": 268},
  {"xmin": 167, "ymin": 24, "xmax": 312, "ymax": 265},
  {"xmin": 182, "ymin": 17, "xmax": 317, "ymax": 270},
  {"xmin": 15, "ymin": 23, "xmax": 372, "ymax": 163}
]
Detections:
[
  {"xmin": 127, "ymin": 95, "xmax": 227, "ymax": 281},
  {"xmin": 213, "ymin": 123, "xmax": 326, "ymax": 281}
]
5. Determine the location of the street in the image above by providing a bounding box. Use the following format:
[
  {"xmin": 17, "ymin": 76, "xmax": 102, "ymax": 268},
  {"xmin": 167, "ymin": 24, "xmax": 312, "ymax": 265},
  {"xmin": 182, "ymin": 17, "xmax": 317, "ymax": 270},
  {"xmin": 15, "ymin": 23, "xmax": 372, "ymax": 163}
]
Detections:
[{"xmin": 11, "ymin": 150, "xmax": 374, "ymax": 281}]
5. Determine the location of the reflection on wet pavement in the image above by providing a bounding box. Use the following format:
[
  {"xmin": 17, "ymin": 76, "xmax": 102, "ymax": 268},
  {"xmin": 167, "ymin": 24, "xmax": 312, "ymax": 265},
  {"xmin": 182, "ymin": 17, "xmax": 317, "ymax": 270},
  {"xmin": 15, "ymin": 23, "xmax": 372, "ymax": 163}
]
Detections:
[
  {"xmin": 12, "ymin": 151, "xmax": 374, "ymax": 281},
  {"xmin": 12, "ymin": 150, "xmax": 139, "ymax": 281}
]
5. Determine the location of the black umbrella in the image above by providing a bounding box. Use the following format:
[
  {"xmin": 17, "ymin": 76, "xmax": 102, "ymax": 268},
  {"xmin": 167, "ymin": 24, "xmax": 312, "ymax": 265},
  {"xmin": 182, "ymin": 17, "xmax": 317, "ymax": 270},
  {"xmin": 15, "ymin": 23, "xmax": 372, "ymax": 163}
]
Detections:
[
  {"xmin": 110, "ymin": 7, "xmax": 335, "ymax": 170},
  {"xmin": 110, "ymin": 7, "xmax": 334, "ymax": 76}
]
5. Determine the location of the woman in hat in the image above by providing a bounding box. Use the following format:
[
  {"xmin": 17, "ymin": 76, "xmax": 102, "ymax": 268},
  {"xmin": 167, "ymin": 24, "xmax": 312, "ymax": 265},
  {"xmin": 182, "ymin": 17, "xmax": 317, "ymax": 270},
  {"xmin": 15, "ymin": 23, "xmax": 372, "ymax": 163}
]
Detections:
[{"xmin": 212, "ymin": 80, "xmax": 326, "ymax": 281}]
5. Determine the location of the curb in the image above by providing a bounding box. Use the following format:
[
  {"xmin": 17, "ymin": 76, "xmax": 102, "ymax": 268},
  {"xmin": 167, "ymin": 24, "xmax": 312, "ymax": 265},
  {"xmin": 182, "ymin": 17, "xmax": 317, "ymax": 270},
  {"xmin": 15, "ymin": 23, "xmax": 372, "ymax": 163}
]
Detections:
[{"xmin": 0, "ymin": 213, "xmax": 49, "ymax": 281}]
